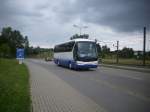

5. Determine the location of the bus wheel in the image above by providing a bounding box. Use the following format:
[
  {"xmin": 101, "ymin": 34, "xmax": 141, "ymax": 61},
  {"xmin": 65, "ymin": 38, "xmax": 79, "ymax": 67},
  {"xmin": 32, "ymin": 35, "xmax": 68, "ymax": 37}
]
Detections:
[
  {"xmin": 69, "ymin": 63, "xmax": 72, "ymax": 69},
  {"xmin": 57, "ymin": 60, "xmax": 60, "ymax": 66}
]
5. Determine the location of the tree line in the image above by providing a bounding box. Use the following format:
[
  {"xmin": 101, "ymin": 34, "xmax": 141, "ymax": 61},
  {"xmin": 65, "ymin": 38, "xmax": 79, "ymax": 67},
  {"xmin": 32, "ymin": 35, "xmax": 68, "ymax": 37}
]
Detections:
[
  {"xmin": 0, "ymin": 27, "xmax": 50, "ymax": 58},
  {"xmin": 0, "ymin": 27, "xmax": 30, "ymax": 58},
  {"xmin": 99, "ymin": 45, "xmax": 135, "ymax": 58}
]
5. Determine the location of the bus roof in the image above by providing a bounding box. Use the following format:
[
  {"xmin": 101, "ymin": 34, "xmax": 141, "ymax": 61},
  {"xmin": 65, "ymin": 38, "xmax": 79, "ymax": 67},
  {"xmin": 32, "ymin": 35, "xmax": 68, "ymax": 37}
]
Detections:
[
  {"xmin": 73, "ymin": 38, "xmax": 95, "ymax": 42},
  {"xmin": 54, "ymin": 38, "xmax": 95, "ymax": 47}
]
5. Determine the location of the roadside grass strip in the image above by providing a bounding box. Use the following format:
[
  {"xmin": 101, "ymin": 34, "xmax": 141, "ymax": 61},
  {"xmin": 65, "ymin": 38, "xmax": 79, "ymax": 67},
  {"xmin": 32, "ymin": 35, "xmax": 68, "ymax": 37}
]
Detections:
[{"xmin": 0, "ymin": 59, "xmax": 31, "ymax": 112}]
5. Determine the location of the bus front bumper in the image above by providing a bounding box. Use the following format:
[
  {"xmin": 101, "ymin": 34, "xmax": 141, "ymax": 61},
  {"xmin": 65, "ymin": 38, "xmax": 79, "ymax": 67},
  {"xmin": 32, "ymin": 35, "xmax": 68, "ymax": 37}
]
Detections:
[{"xmin": 75, "ymin": 61, "xmax": 98, "ymax": 68}]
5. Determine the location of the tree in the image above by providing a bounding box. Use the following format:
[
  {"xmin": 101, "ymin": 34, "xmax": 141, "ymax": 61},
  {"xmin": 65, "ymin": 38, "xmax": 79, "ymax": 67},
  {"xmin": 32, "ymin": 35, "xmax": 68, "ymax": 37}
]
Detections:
[
  {"xmin": 101, "ymin": 45, "xmax": 110, "ymax": 58},
  {"xmin": 120, "ymin": 47, "xmax": 134, "ymax": 58},
  {"xmin": 24, "ymin": 36, "xmax": 29, "ymax": 56},
  {"xmin": 0, "ymin": 27, "xmax": 12, "ymax": 45},
  {"xmin": 9, "ymin": 30, "xmax": 25, "ymax": 56},
  {"xmin": 96, "ymin": 44, "xmax": 101, "ymax": 57},
  {"xmin": 0, "ymin": 27, "xmax": 29, "ymax": 58},
  {"xmin": 0, "ymin": 43, "xmax": 10, "ymax": 57},
  {"xmin": 102, "ymin": 45, "xmax": 110, "ymax": 54}
]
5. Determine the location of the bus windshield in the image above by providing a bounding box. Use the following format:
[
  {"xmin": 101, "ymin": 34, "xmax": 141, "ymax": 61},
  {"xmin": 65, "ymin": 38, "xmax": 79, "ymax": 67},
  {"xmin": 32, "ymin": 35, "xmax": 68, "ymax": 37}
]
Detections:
[{"xmin": 75, "ymin": 42, "xmax": 97, "ymax": 61}]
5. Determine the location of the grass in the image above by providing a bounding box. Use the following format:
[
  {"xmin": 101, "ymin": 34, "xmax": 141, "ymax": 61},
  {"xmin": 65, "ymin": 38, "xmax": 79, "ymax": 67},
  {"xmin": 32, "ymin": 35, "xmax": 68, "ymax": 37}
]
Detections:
[
  {"xmin": 0, "ymin": 59, "xmax": 31, "ymax": 112},
  {"xmin": 102, "ymin": 58, "xmax": 150, "ymax": 67}
]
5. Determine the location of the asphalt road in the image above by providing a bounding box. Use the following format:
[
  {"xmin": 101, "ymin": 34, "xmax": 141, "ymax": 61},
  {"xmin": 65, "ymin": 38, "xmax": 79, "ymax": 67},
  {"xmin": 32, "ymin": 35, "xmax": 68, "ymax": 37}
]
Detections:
[{"xmin": 26, "ymin": 59, "xmax": 150, "ymax": 112}]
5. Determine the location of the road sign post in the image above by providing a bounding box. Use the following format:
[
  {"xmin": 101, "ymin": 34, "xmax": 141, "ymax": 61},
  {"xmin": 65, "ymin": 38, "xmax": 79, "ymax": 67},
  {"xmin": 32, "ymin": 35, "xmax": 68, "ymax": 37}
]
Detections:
[{"xmin": 16, "ymin": 48, "xmax": 24, "ymax": 64}]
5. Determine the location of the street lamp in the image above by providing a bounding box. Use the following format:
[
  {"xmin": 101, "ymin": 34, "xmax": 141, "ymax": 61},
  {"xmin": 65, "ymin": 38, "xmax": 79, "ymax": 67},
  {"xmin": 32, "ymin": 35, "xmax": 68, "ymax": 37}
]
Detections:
[{"xmin": 73, "ymin": 24, "xmax": 88, "ymax": 35}]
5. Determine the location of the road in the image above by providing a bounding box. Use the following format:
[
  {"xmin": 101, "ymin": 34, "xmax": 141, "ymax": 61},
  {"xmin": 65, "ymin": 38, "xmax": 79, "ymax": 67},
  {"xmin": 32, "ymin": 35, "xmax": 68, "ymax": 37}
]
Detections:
[{"xmin": 26, "ymin": 59, "xmax": 150, "ymax": 112}]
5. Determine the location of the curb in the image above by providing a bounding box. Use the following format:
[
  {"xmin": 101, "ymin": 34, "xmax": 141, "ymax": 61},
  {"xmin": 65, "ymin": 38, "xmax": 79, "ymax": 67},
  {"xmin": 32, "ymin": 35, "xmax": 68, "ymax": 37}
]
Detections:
[{"xmin": 100, "ymin": 64, "xmax": 150, "ymax": 73}]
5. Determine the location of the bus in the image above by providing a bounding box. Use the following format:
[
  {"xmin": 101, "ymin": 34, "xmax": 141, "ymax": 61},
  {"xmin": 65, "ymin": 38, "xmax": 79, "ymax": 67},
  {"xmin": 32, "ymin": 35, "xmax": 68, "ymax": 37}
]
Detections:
[{"xmin": 54, "ymin": 38, "xmax": 98, "ymax": 69}]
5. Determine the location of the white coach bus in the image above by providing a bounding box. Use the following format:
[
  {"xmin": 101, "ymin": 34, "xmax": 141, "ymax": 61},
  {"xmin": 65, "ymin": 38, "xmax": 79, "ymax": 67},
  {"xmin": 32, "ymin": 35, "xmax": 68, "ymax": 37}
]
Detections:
[{"xmin": 54, "ymin": 38, "xmax": 98, "ymax": 69}]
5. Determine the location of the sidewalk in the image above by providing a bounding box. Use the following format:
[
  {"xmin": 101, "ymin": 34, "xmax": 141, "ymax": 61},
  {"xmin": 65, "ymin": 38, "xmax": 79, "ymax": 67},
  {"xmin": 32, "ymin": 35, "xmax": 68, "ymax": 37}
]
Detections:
[
  {"xmin": 101, "ymin": 64, "xmax": 150, "ymax": 73},
  {"xmin": 26, "ymin": 61, "xmax": 106, "ymax": 112}
]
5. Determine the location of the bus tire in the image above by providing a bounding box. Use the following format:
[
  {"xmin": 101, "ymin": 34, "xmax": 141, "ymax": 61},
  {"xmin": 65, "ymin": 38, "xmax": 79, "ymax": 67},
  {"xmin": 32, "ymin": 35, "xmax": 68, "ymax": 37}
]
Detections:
[
  {"xmin": 69, "ymin": 63, "xmax": 72, "ymax": 69},
  {"xmin": 57, "ymin": 60, "xmax": 60, "ymax": 66}
]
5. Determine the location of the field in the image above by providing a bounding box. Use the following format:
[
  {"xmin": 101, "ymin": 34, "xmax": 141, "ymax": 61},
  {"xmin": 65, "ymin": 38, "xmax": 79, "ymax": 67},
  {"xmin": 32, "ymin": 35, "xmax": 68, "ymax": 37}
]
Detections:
[
  {"xmin": 0, "ymin": 59, "xmax": 31, "ymax": 112},
  {"xmin": 102, "ymin": 58, "xmax": 150, "ymax": 67}
]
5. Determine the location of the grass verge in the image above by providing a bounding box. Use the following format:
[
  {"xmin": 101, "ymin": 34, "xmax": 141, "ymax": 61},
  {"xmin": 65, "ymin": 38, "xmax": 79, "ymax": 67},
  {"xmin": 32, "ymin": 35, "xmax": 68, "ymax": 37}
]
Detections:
[
  {"xmin": 0, "ymin": 59, "xmax": 30, "ymax": 112},
  {"xmin": 102, "ymin": 58, "xmax": 150, "ymax": 67}
]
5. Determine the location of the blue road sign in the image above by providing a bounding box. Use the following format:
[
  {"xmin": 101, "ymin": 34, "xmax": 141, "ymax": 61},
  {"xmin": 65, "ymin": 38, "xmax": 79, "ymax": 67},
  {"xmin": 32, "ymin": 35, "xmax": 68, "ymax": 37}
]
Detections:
[{"xmin": 16, "ymin": 48, "xmax": 24, "ymax": 59}]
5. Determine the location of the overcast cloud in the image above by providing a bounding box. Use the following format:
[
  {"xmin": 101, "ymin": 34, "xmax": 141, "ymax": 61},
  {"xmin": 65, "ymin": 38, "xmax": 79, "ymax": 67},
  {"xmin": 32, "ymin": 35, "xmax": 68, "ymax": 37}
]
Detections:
[{"xmin": 0, "ymin": 0, "xmax": 150, "ymax": 50}]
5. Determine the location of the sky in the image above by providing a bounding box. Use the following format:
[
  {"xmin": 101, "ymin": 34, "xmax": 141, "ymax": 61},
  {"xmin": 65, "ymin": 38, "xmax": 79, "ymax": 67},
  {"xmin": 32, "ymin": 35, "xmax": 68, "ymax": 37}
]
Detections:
[{"xmin": 0, "ymin": 0, "xmax": 150, "ymax": 51}]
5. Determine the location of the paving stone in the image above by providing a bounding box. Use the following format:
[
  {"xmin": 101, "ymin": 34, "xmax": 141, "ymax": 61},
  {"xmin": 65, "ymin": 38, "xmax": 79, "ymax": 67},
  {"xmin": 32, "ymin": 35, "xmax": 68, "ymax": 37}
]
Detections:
[{"xmin": 26, "ymin": 61, "xmax": 107, "ymax": 112}]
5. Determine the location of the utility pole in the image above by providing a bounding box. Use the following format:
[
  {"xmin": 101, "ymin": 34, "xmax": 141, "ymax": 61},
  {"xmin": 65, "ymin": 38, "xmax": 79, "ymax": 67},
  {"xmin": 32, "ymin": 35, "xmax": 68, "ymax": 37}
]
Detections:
[
  {"xmin": 143, "ymin": 27, "xmax": 146, "ymax": 66},
  {"xmin": 116, "ymin": 41, "xmax": 119, "ymax": 64}
]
